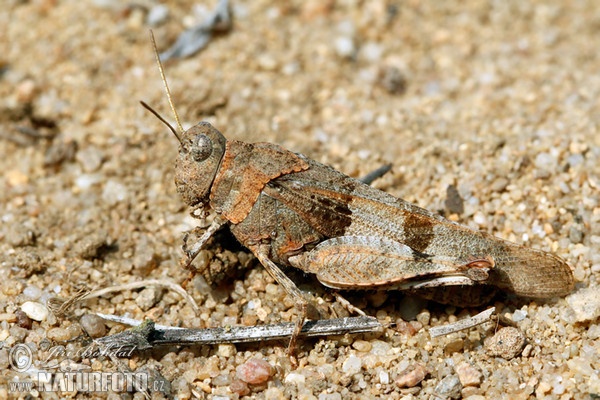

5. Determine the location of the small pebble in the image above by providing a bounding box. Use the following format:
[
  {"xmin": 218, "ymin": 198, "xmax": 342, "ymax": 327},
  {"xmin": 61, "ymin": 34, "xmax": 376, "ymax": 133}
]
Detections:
[
  {"xmin": 369, "ymin": 340, "xmax": 391, "ymax": 356},
  {"xmin": 0, "ymin": 313, "xmax": 17, "ymax": 323},
  {"xmin": 217, "ymin": 343, "xmax": 236, "ymax": 358},
  {"xmin": 444, "ymin": 338, "xmax": 464, "ymax": 354},
  {"xmin": 147, "ymin": 4, "xmax": 170, "ymax": 26},
  {"xmin": 47, "ymin": 325, "xmax": 80, "ymax": 342},
  {"xmin": 398, "ymin": 296, "xmax": 427, "ymax": 321},
  {"xmin": 264, "ymin": 387, "xmax": 285, "ymax": 399},
  {"xmin": 285, "ymin": 372, "xmax": 306, "ymax": 385},
  {"xmin": 534, "ymin": 152, "xmax": 558, "ymax": 178},
  {"xmin": 395, "ymin": 363, "xmax": 428, "ymax": 388},
  {"xmin": 80, "ymin": 314, "xmax": 106, "ymax": 338},
  {"xmin": 445, "ymin": 184, "xmax": 464, "ymax": 215},
  {"xmin": 569, "ymin": 227, "xmax": 584, "ymax": 243},
  {"xmin": 230, "ymin": 379, "xmax": 250, "ymax": 396},
  {"xmin": 361, "ymin": 42, "xmax": 383, "ymax": 62},
  {"xmin": 512, "ymin": 309, "xmax": 527, "ymax": 322},
  {"xmin": 16, "ymin": 79, "xmax": 36, "ymax": 103},
  {"xmin": 74, "ymin": 231, "xmax": 109, "ymax": 260},
  {"xmin": 566, "ymin": 287, "xmax": 600, "ymax": 322},
  {"xmin": 133, "ymin": 236, "xmax": 158, "ymax": 271},
  {"xmin": 257, "ymin": 54, "xmax": 278, "ymax": 71},
  {"xmin": 342, "ymin": 354, "xmax": 362, "ymax": 375},
  {"xmin": 102, "ymin": 180, "xmax": 128, "ymax": 205},
  {"xmin": 434, "ymin": 375, "xmax": 462, "ymax": 399},
  {"xmin": 395, "ymin": 319, "xmax": 418, "ymax": 336},
  {"xmin": 485, "ymin": 327, "xmax": 526, "ymax": 359},
  {"xmin": 21, "ymin": 301, "xmax": 49, "ymax": 322},
  {"xmin": 212, "ymin": 374, "xmax": 231, "ymax": 386},
  {"xmin": 491, "ymin": 177, "xmax": 509, "ymax": 192},
  {"xmin": 455, "ymin": 362, "xmax": 483, "ymax": 387},
  {"xmin": 352, "ymin": 340, "xmax": 372, "ymax": 352},
  {"xmin": 15, "ymin": 310, "xmax": 32, "ymax": 329},
  {"xmin": 76, "ymin": 146, "xmax": 103, "ymax": 172},
  {"xmin": 9, "ymin": 326, "xmax": 28, "ymax": 341},
  {"xmin": 379, "ymin": 370, "xmax": 389, "ymax": 385},
  {"xmin": 236, "ymin": 358, "xmax": 273, "ymax": 384},
  {"xmin": 379, "ymin": 66, "xmax": 407, "ymax": 95},
  {"xmin": 334, "ymin": 36, "xmax": 355, "ymax": 58},
  {"xmin": 0, "ymin": 349, "xmax": 9, "ymax": 370},
  {"xmin": 587, "ymin": 324, "xmax": 600, "ymax": 340},
  {"xmin": 318, "ymin": 393, "xmax": 342, "ymax": 400},
  {"xmin": 44, "ymin": 139, "xmax": 77, "ymax": 167},
  {"xmin": 135, "ymin": 287, "xmax": 162, "ymax": 311},
  {"xmin": 416, "ymin": 309, "xmax": 431, "ymax": 326},
  {"xmin": 23, "ymin": 285, "xmax": 42, "ymax": 300}
]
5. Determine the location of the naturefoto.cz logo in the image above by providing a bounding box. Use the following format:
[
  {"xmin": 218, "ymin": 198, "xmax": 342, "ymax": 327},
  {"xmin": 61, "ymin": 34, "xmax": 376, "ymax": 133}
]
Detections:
[{"xmin": 8, "ymin": 343, "xmax": 158, "ymax": 394}]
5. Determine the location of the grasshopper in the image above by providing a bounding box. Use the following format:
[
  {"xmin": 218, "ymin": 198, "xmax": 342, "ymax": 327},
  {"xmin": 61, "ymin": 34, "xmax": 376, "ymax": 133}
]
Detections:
[{"xmin": 143, "ymin": 34, "xmax": 574, "ymax": 354}]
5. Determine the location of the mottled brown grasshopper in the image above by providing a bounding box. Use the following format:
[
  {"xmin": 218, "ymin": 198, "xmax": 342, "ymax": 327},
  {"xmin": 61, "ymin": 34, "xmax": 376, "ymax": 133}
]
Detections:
[{"xmin": 143, "ymin": 34, "xmax": 574, "ymax": 354}]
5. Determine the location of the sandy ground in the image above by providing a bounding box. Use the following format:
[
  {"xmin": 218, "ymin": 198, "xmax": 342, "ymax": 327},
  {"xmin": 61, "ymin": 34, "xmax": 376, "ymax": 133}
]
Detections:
[{"xmin": 1, "ymin": 0, "xmax": 599, "ymax": 399}]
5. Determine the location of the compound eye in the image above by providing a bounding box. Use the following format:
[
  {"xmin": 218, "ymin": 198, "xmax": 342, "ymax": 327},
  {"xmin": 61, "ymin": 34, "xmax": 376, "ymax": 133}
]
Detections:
[{"xmin": 191, "ymin": 134, "xmax": 213, "ymax": 162}]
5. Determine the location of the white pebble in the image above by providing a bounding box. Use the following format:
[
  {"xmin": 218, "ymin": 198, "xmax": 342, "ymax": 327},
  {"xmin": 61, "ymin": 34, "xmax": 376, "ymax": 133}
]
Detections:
[
  {"xmin": 473, "ymin": 212, "xmax": 487, "ymax": 226},
  {"xmin": 361, "ymin": 42, "xmax": 383, "ymax": 62},
  {"xmin": 75, "ymin": 174, "xmax": 102, "ymax": 190},
  {"xmin": 318, "ymin": 393, "xmax": 342, "ymax": 400},
  {"xmin": 587, "ymin": 324, "xmax": 600, "ymax": 340},
  {"xmin": 21, "ymin": 301, "xmax": 49, "ymax": 322},
  {"xmin": 76, "ymin": 147, "xmax": 103, "ymax": 172},
  {"xmin": 534, "ymin": 152, "xmax": 557, "ymax": 168},
  {"xmin": 512, "ymin": 309, "xmax": 527, "ymax": 322},
  {"xmin": 567, "ymin": 153, "xmax": 584, "ymax": 167},
  {"xmin": 23, "ymin": 285, "xmax": 42, "ymax": 300},
  {"xmin": 342, "ymin": 355, "xmax": 362, "ymax": 375},
  {"xmin": 102, "ymin": 180, "xmax": 128, "ymax": 205},
  {"xmin": 147, "ymin": 4, "xmax": 170, "ymax": 26},
  {"xmin": 335, "ymin": 36, "xmax": 355, "ymax": 58},
  {"xmin": 369, "ymin": 340, "xmax": 392, "ymax": 356},
  {"xmin": 566, "ymin": 287, "xmax": 600, "ymax": 322},
  {"xmin": 284, "ymin": 372, "xmax": 306, "ymax": 385},
  {"xmin": 379, "ymin": 370, "xmax": 389, "ymax": 384}
]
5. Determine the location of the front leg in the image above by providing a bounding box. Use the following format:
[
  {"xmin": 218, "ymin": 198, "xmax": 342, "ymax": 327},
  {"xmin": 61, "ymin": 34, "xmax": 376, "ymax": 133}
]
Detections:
[
  {"xmin": 249, "ymin": 243, "xmax": 309, "ymax": 364},
  {"xmin": 181, "ymin": 216, "xmax": 227, "ymax": 287}
]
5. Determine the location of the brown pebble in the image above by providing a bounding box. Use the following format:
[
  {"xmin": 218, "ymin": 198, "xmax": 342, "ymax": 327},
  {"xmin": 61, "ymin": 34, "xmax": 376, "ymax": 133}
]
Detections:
[
  {"xmin": 80, "ymin": 314, "xmax": 106, "ymax": 338},
  {"xmin": 230, "ymin": 379, "xmax": 250, "ymax": 396},
  {"xmin": 444, "ymin": 338, "xmax": 464, "ymax": 354},
  {"xmin": 74, "ymin": 230, "xmax": 110, "ymax": 260},
  {"xmin": 485, "ymin": 327, "xmax": 526, "ymax": 359},
  {"xmin": 396, "ymin": 319, "xmax": 418, "ymax": 336},
  {"xmin": 15, "ymin": 310, "xmax": 32, "ymax": 329},
  {"xmin": 379, "ymin": 65, "xmax": 407, "ymax": 95},
  {"xmin": 16, "ymin": 79, "xmax": 37, "ymax": 103},
  {"xmin": 395, "ymin": 363, "xmax": 428, "ymax": 388},
  {"xmin": 455, "ymin": 362, "xmax": 483, "ymax": 387},
  {"xmin": 236, "ymin": 358, "xmax": 274, "ymax": 384},
  {"xmin": 445, "ymin": 184, "xmax": 464, "ymax": 215}
]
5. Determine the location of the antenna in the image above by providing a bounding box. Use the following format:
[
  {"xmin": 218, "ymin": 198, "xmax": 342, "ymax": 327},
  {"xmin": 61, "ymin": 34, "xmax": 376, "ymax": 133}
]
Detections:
[
  {"xmin": 149, "ymin": 30, "xmax": 185, "ymax": 136},
  {"xmin": 140, "ymin": 101, "xmax": 181, "ymax": 143}
]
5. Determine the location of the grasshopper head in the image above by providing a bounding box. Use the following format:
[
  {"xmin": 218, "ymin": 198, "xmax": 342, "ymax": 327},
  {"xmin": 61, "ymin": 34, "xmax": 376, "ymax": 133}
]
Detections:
[{"xmin": 175, "ymin": 122, "xmax": 226, "ymax": 208}]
